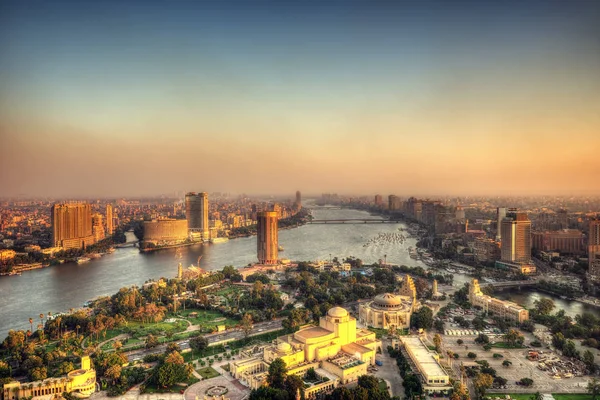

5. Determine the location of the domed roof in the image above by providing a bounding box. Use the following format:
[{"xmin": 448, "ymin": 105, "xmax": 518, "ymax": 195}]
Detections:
[
  {"xmin": 276, "ymin": 342, "xmax": 292, "ymax": 353},
  {"xmin": 328, "ymin": 306, "xmax": 349, "ymax": 318},
  {"xmin": 374, "ymin": 293, "xmax": 402, "ymax": 307}
]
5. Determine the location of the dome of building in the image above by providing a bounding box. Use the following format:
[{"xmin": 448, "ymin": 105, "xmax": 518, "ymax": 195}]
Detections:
[
  {"xmin": 374, "ymin": 293, "xmax": 402, "ymax": 307},
  {"xmin": 276, "ymin": 342, "xmax": 292, "ymax": 353},
  {"xmin": 328, "ymin": 307, "xmax": 349, "ymax": 318}
]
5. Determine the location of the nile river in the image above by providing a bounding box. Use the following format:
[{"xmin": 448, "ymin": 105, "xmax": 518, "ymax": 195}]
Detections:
[{"xmin": 0, "ymin": 207, "xmax": 597, "ymax": 338}]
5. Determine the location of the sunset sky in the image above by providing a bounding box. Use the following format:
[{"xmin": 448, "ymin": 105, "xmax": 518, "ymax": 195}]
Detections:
[{"xmin": 1, "ymin": 0, "xmax": 599, "ymax": 197}]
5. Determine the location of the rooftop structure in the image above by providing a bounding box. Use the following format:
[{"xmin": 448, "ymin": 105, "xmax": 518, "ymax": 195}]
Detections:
[{"xmin": 398, "ymin": 336, "xmax": 451, "ymax": 395}]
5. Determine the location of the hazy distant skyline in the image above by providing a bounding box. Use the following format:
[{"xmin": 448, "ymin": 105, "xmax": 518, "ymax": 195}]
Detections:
[{"xmin": 1, "ymin": 0, "xmax": 599, "ymax": 197}]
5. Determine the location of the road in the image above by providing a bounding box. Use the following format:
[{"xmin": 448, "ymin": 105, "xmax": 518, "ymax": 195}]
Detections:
[{"xmin": 126, "ymin": 318, "xmax": 283, "ymax": 362}]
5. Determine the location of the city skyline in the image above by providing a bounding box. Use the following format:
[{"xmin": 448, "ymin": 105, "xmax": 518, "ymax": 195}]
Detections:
[{"xmin": 1, "ymin": 0, "xmax": 599, "ymax": 197}]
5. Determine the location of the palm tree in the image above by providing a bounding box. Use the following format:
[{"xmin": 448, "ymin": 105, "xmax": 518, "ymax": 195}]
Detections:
[
  {"xmin": 39, "ymin": 313, "xmax": 44, "ymax": 330},
  {"xmin": 29, "ymin": 318, "xmax": 34, "ymax": 332}
]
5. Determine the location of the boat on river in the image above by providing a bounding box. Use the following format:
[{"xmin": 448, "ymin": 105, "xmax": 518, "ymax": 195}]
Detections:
[{"xmin": 76, "ymin": 257, "xmax": 91, "ymax": 264}]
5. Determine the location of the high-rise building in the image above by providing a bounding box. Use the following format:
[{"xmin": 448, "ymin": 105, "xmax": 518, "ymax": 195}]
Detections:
[
  {"xmin": 500, "ymin": 212, "xmax": 532, "ymax": 264},
  {"xmin": 51, "ymin": 203, "xmax": 95, "ymax": 250},
  {"xmin": 257, "ymin": 211, "xmax": 278, "ymax": 264},
  {"xmin": 496, "ymin": 207, "xmax": 507, "ymax": 240},
  {"xmin": 295, "ymin": 191, "xmax": 302, "ymax": 209},
  {"xmin": 388, "ymin": 195, "xmax": 401, "ymax": 211},
  {"xmin": 589, "ymin": 219, "xmax": 600, "ymax": 281},
  {"xmin": 92, "ymin": 213, "xmax": 105, "ymax": 242},
  {"xmin": 557, "ymin": 209, "xmax": 568, "ymax": 229},
  {"xmin": 185, "ymin": 192, "xmax": 209, "ymax": 240},
  {"xmin": 106, "ymin": 204, "xmax": 113, "ymax": 235},
  {"xmin": 374, "ymin": 194, "xmax": 383, "ymax": 206}
]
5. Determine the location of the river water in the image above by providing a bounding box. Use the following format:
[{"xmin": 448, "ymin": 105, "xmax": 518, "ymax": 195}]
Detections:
[{"xmin": 0, "ymin": 207, "xmax": 597, "ymax": 339}]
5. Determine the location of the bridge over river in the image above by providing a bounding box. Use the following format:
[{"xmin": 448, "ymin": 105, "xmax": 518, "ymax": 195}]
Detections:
[
  {"xmin": 480, "ymin": 278, "xmax": 539, "ymax": 289},
  {"xmin": 309, "ymin": 218, "xmax": 403, "ymax": 224}
]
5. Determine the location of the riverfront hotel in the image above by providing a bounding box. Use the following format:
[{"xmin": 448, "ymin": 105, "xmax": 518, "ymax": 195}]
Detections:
[
  {"xmin": 230, "ymin": 306, "xmax": 381, "ymax": 398},
  {"xmin": 51, "ymin": 203, "xmax": 95, "ymax": 250}
]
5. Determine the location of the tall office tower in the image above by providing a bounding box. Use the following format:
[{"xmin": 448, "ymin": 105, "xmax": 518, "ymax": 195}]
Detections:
[
  {"xmin": 106, "ymin": 204, "xmax": 113, "ymax": 235},
  {"xmin": 185, "ymin": 192, "xmax": 209, "ymax": 240},
  {"xmin": 257, "ymin": 211, "xmax": 278, "ymax": 264},
  {"xmin": 51, "ymin": 203, "xmax": 95, "ymax": 250},
  {"xmin": 374, "ymin": 194, "xmax": 383, "ymax": 206},
  {"xmin": 295, "ymin": 191, "xmax": 302, "ymax": 209},
  {"xmin": 557, "ymin": 209, "xmax": 568, "ymax": 229},
  {"xmin": 500, "ymin": 212, "xmax": 532, "ymax": 264},
  {"xmin": 589, "ymin": 219, "xmax": 600, "ymax": 280},
  {"xmin": 496, "ymin": 207, "xmax": 507, "ymax": 240},
  {"xmin": 388, "ymin": 195, "xmax": 401, "ymax": 211},
  {"xmin": 92, "ymin": 213, "xmax": 105, "ymax": 242}
]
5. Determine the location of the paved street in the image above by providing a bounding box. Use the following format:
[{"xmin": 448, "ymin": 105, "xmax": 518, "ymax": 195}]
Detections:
[{"xmin": 376, "ymin": 339, "xmax": 405, "ymax": 398}]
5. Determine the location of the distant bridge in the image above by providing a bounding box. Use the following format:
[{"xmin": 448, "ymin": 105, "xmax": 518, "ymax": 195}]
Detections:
[
  {"xmin": 116, "ymin": 240, "xmax": 139, "ymax": 248},
  {"xmin": 309, "ymin": 218, "xmax": 402, "ymax": 224},
  {"xmin": 481, "ymin": 279, "xmax": 539, "ymax": 289}
]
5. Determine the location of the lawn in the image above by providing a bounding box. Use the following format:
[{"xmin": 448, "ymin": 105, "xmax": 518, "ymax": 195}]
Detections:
[
  {"xmin": 196, "ymin": 367, "xmax": 220, "ymax": 380},
  {"xmin": 173, "ymin": 309, "xmax": 239, "ymax": 331}
]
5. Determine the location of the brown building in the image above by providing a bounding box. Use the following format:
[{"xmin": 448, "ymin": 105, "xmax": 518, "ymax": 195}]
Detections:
[
  {"xmin": 92, "ymin": 213, "xmax": 105, "ymax": 242},
  {"xmin": 51, "ymin": 203, "xmax": 95, "ymax": 250},
  {"xmin": 532, "ymin": 229, "xmax": 584, "ymax": 255},
  {"xmin": 295, "ymin": 191, "xmax": 302, "ymax": 209},
  {"xmin": 143, "ymin": 219, "xmax": 188, "ymax": 245},
  {"xmin": 106, "ymin": 204, "xmax": 113, "ymax": 235},
  {"xmin": 185, "ymin": 192, "xmax": 209, "ymax": 240},
  {"xmin": 388, "ymin": 195, "xmax": 401, "ymax": 211},
  {"xmin": 474, "ymin": 238, "xmax": 501, "ymax": 263},
  {"xmin": 374, "ymin": 194, "xmax": 383, "ymax": 206},
  {"xmin": 589, "ymin": 219, "xmax": 600, "ymax": 281},
  {"xmin": 501, "ymin": 212, "xmax": 531, "ymax": 264},
  {"xmin": 257, "ymin": 211, "xmax": 278, "ymax": 264}
]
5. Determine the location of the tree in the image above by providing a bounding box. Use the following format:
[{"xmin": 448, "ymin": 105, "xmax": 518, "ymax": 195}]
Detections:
[
  {"xmin": 267, "ymin": 358, "xmax": 287, "ymax": 390},
  {"xmin": 552, "ymin": 332, "xmax": 566, "ymax": 350},
  {"xmin": 475, "ymin": 333, "xmax": 490, "ymax": 344},
  {"xmin": 410, "ymin": 306, "xmax": 434, "ymax": 330},
  {"xmin": 467, "ymin": 352, "xmax": 477, "ymax": 359},
  {"xmin": 457, "ymin": 339, "xmax": 464, "ymax": 345},
  {"xmin": 502, "ymin": 360, "xmax": 512, "ymax": 368},
  {"xmin": 520, "ymin": 378, "xmax": 534, "ymax": 387},
  {"xmin": 357, "ymin": 375, "xmax": 380, "ymax": 391},
  {"xmin": 434, "ymin": 319, "xmax": 445, "ymax": 333},
  {"xmin": 583, "ymin": 350, "xmax": 596, "ymax": 373},
  {"xmin": 563, "ymin": 340, "xmax": 580, "ymax": 359},
  {"xmin": 503, "ymin": 329, "xmax": 524, "ymax": 347},
  {"xmin": 284, "ymin": 374, "xmax": 305, "ymax": 400},
  {"xmin": 534, "ymin": 298, "xmax": 555, "ymax": 315},
  {"xmin": 588, "ymin": 378, "xmax": 600, "ymax": 400},
  {"xmin": 189, "ymin": 336, "xmax": 208, "ymax": 353},
  {"xmin": 104, "ymin": 364, "xmax": 122, "ymax": 384},
  {"xmin": 30, "ymin": 367, "xmax": 47, "ymax": 381},
  {"xmin": 433, "ymin": 334, "xmax": 442, "ymax": 352},
  {"xmin": 474, "ymin": 373, "xmax": 493, "ymax": 397},
  {"xmin": 241, "ymin": 313, "xmax": 254, "ymax": 338},
  {"xmin": 145, "ymin": 334, "xmax": 159, "ymax": 349},
  {"xmin": 530, "ymin": 392, "xmax": 543, "ymax": 400}
]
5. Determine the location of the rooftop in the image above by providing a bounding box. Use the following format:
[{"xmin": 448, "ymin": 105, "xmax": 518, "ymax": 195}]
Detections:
[
  {"xmin": 401, "ymin": 337, "xmax": 448, "ymax": 378},
  {"xmin": 295, "ymin": 326, "xmax": 333, "ymax": 340}
]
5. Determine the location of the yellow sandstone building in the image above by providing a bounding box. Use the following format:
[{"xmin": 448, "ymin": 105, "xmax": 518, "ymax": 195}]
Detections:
[
  {"xmin": 230, "ymin": 306, "xmax": 381, "ymax": 398},
  {"xmin": 358, "ymin": 275, "xmax": 417, "ymax": 330},
  {"xmin": 469, "ymin": 278, "xmax": 529, "ymax": 323},
  {"xmin": 3, "ymin": 357, "xmax": 96, "ymax": 400}
]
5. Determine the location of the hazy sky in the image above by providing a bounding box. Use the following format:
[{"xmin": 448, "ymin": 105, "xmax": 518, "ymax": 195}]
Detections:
[{"xmin": 1, "ymin": 0, "xmax": 599, "ymax": 198}]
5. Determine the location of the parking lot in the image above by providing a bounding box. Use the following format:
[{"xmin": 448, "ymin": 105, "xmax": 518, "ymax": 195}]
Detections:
[{"xmin": 442, "ymin": 335, "xmax": 591, "ymax": 394}]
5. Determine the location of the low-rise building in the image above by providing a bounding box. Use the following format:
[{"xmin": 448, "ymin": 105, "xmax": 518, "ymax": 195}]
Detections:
[
  {"xmin": 469, "ymin": 278, "xmax": 529, "ymax": 323},
  {"xmin": 359, "ymin": 276, "xmax": 417, "ymax": 330},
  {"xmin": 230, "ymin": 306, "xmax": 381, "ymax": 398},
  {"xmin": 397, "ymin": 336, "xmax": 452, "ymax": 395},
  {"xmin": 2, "ymin": 357, "xmax": 95, "ymax": 400}
]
